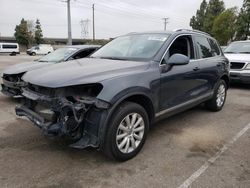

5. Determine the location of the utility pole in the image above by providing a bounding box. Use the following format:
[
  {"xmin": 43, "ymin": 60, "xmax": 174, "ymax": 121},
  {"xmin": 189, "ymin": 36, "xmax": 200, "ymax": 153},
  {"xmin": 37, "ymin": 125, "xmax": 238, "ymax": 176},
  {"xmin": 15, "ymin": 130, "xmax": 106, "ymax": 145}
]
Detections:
[
  {"xmin": 92, "ymin": 4, "xmax": 95, "ymax": 41},
  {"xmin": 162, "ymin": 18, "xmax": 169, "ymax": 31},
  {"xmin": 67, "ymin": 0, "xmax": 72, "ymax": 45}
]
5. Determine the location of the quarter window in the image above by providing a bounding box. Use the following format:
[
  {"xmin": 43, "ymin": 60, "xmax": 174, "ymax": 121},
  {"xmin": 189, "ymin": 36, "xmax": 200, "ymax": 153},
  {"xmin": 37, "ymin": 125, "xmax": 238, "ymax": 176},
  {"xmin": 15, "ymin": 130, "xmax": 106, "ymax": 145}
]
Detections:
[
  {"xmin": 208, "ymin": 39, "xmax": 220, "ymax": 56},
  {"xmin": 194, "ymin": 36, "xmax": 213, "ymax": 58}
]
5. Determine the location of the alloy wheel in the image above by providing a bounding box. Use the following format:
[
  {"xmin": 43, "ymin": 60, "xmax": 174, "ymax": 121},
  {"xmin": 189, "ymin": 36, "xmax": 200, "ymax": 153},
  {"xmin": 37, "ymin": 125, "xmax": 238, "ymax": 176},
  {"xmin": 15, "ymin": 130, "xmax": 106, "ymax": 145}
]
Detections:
[{"xmin": 116, "ymin": 113, "xmax": 145, "ymax": 154}]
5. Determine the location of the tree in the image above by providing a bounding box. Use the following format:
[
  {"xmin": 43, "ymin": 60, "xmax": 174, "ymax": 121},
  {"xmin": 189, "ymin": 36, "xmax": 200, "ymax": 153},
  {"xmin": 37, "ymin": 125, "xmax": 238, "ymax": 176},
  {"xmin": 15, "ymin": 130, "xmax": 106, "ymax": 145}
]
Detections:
[
  {"xmin": 203, "ymin": 0, "xmax": 225, "ymax": 35},
  {"xmin": 212, "ymin": 8, "xmax": 238, "ymax": 45},
  {"xmin": 235, "ymin": 0, "xmax": 250, "ymax": 40},
  {"xmin": 14, "ymin": 18, "xmax": 31, "ymax": 47},
  {"xmin": 34, "ymin": 19, "xmax": 43, "ymax": 44},
  {"xmin": 190, "ymin": 0, "xmax": 207, "ymax": 31}
]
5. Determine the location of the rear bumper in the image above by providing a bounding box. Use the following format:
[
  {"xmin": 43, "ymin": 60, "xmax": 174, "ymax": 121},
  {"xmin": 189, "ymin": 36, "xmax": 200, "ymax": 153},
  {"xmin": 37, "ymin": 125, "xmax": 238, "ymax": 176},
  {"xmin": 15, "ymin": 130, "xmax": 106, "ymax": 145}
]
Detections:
[{"xmin": 230, "ymin": 70, "xmax": 250, "ymax": 84}]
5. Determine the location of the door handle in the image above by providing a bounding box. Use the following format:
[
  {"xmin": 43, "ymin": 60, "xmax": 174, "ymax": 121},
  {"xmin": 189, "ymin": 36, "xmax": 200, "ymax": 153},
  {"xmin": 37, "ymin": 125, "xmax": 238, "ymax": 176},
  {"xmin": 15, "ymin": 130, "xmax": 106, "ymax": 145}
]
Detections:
[{"xmin": 193, "ymin": 67, "xmax": 200, "ymax": 71}]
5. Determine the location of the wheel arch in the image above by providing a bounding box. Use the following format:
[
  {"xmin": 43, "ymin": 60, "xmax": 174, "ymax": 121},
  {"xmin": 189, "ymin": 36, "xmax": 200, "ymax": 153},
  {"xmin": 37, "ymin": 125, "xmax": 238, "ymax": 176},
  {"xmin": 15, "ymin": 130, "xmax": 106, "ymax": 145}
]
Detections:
[
  {"xmin": 98, "ymin": 91, "xmax": 156, "ymax": 150},
  {"xmin": 220, "ymin": 74, "xmax": 229, "ymax": 89}
]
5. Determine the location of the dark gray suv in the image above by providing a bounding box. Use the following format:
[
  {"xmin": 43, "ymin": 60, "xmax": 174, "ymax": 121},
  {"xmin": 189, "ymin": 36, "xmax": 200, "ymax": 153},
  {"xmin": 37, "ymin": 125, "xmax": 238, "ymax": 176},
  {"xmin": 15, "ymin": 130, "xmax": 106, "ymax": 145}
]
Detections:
[{"xmin": 16, "ymin": 30, "xmax": 229, "ymax": 161}]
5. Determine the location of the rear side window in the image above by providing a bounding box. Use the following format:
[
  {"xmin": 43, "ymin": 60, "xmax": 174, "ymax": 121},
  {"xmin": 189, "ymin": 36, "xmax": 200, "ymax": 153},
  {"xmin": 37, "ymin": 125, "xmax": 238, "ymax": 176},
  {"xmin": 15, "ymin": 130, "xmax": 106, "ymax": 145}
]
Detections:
[
  {"xmin": 194, "ymin": 36, "xmax": 213, "ymax": 58},
  {"xmin": 2, "ymin": 44, "xmax": 17, "ymax": 49},
  {"xmin": 208, "ymin": 39, "xmax": 221, "ymax": 56}
]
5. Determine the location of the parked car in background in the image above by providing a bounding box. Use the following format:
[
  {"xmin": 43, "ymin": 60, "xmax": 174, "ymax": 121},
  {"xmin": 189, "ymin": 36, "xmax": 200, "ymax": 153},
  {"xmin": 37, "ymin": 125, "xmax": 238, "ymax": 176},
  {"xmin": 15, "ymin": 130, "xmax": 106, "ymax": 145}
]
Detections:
[
  {"xmin": 220, "ymin": 46, "xmax": 227, "ymax": 52},
  {"xmin": 1, "ymin": 45, "xmax": 100, "ymax": 96},
  {"xmin": 0, "ymin": 42, "xmax": 19, "ymax": 56},
  {"xmin": 15, "ymin": 30, "xmax": 229, "ymax": 161},
  {"xmin": 224, "ymin": 41, "xmax": 250, "ymax": 84},
  {"xmin": 27, "ymin": 44, "xmax": 54, "ymax": 55}
]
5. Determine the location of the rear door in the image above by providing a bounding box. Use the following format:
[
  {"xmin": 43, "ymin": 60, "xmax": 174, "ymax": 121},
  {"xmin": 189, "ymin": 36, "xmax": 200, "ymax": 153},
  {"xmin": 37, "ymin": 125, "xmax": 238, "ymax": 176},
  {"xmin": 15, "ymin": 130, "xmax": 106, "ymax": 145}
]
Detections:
[{"xmin": 193, "ymin": 35, "xmax": 224, "ymax": 95}]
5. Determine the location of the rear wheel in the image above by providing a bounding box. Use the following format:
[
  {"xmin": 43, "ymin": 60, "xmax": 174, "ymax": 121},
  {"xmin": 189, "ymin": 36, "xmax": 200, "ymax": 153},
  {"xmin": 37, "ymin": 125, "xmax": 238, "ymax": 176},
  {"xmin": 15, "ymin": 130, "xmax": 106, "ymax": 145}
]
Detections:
[
  {"xmin": 206, "ymin": 80, "xmax": 227, "ymax": 111},
  {"xmin": 102, "ymin": 102, "xmax": 149, "ymax": 161}
]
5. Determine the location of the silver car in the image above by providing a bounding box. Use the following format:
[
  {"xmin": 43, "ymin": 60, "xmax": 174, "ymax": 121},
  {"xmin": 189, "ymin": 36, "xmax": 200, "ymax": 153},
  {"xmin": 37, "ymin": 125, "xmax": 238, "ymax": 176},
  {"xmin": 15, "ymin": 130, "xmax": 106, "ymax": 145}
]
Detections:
[
  {"xmin": 224, "ymin": 41, "xmax": 250, "ymax": 84},
  {"xmin": 1, "ymin": 45, "xmax": 100, "ymax": 96}
]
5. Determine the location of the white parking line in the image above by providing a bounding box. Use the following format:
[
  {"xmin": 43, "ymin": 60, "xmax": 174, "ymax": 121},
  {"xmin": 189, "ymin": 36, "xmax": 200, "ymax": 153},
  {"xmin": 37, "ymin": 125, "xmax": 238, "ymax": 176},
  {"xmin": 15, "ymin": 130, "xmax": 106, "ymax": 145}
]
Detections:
[{"xmin": 177, "ymin": 122, "xmax": 250, "ymax": 188}]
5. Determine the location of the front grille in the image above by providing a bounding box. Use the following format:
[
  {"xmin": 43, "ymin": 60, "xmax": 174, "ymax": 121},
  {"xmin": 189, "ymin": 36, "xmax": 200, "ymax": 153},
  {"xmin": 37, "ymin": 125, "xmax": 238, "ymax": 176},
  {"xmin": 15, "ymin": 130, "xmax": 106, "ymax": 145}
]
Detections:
[
  {"xmin": 230, "ymin": 62, "xmax": 245, "ymax": 69},
  {"xmin": 28, "ymin": 83, "xmax": 55, "ymax": 97}
]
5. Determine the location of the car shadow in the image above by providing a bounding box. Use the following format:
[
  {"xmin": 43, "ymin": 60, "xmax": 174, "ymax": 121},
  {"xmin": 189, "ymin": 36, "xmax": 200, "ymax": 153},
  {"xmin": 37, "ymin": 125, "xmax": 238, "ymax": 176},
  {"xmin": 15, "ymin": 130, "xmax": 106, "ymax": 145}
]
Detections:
[{"xmin": 229, "ymin": 83, "xmax": 250, "ymax": 90}]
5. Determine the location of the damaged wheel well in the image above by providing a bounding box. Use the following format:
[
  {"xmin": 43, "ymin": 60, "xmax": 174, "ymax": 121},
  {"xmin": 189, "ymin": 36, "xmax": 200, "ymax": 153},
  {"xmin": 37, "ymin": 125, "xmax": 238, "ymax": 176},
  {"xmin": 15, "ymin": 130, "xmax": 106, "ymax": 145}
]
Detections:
[
  {"xmin": 221, "ymin": 75, "xmax": 229, "ymax": 89},
  {"xmin": 122, "ymin": 94, "xmax": 155, "ymax": 124}
]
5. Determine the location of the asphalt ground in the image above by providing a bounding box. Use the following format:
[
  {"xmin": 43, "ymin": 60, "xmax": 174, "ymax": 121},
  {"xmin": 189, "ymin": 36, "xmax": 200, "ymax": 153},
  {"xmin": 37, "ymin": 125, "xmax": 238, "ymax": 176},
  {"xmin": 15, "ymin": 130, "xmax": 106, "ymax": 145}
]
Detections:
[{"xmin": 0, "ymin": 54, "xmax": 249, "ymax": 188}]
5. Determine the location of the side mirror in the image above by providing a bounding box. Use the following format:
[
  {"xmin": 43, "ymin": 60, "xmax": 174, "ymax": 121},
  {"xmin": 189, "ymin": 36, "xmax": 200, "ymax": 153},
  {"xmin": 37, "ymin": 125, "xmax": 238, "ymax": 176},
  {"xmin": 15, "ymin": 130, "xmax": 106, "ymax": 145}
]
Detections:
[{"xmin": 167, "ymin": 54, "xmax": 190, "ymax": 65}]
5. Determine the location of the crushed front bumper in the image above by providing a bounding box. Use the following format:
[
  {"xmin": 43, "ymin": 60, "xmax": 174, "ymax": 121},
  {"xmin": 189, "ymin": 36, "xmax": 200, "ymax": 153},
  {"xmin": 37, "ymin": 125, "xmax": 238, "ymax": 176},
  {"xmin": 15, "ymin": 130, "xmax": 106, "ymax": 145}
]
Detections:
[
  {"xmin": 15, "ymin": 87, "xmax": 109, "ymax": 149},
  {"xmin": 1, "ymin": 78, "xmax": 26, "ymax": 96},
  {"xmin": 16, "ymin": 105, "xmax": 61, "ymax": 135}
]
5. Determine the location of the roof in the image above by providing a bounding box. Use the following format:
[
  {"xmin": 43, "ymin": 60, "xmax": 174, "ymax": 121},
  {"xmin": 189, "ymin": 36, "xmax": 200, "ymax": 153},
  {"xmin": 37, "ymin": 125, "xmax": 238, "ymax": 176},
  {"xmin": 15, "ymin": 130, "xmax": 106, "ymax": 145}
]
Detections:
[{"xmin": 124, "ymin": 29, "xmax": 211, "ymax": 37}]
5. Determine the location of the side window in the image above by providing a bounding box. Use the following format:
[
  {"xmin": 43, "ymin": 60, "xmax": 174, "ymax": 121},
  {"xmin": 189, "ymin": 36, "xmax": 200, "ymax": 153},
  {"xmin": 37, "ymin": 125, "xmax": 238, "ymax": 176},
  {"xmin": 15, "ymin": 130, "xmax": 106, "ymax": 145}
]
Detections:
[
  {"xmin": 2, "ymin": 44, "xmax": 17, "ymax": 49},
  {"xmin": 194, "ymin": 36, "xmax": 213, "ymax": 58},
  {"xmin": 167, "ymin": 35, "xmax": 195, "ymax": 60},
  {"xmin": 208, "ymin": 39, "xmax": 221, "ymax": 56},
  {"xmin": 73, "ymin": 48, "xmax": 96, "ymax": 59}
]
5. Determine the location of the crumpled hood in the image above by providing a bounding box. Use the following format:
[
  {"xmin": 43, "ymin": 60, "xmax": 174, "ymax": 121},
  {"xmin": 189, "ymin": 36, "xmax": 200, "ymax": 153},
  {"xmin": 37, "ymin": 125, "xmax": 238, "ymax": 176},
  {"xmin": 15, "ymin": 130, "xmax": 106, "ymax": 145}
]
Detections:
[
  {"xmin": 23, "ymin": 58, "xmax": 150, "ymax": 88},
  {"xmin": 224, "ymin": 53, "xmax": 250, "ymax": 63},
  {"xmin": 3, "ymin": 61, "xmax": 53, "ymax": 75}
]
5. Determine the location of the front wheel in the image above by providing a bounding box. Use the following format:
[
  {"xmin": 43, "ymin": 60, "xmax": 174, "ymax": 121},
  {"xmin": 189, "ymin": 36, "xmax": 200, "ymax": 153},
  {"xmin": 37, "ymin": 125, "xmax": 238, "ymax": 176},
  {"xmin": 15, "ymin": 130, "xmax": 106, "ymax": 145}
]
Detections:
[
  {"xmin": 102, "ymin": 102, "xmax": 149, "ymax": 161},
  {"xmin": 206, "ymin": 80, "xmax": 227, "ymax": 112}
]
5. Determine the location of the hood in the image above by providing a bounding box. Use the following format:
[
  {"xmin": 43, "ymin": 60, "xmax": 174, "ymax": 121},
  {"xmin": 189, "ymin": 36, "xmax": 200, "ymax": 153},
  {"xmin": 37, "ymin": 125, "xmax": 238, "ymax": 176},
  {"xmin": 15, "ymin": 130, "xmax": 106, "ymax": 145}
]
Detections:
[
  {"xmin": 224, "ymin": 53, "xmax": 250, "ymax": 63},
  {"xmin": 23, "ymin": 58, "xmax": 150, "ymax": 88},
  {"xmin": 3, "ymin": 61, "xmax": 53, "ymax": 75}
]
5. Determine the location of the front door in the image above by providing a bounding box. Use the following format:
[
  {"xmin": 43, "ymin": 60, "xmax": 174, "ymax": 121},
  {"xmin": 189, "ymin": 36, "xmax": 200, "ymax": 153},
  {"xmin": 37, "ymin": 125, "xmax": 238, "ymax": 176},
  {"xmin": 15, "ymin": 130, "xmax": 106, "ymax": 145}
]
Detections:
[{"xmin": 159, "ymin": 35, "xmax": 203, "ymax": 111}]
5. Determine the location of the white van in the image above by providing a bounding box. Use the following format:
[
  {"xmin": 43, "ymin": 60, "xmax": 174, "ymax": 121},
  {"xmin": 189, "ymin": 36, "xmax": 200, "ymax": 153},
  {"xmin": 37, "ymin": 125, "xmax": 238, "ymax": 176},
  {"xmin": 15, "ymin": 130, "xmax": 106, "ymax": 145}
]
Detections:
[
  {"xmin": 27, "ymin": 44, "xmax": 54, "ymax": 56},
  {"xmin": 0, "ymin": 43, "xmax": 20, "ymax": 55}
]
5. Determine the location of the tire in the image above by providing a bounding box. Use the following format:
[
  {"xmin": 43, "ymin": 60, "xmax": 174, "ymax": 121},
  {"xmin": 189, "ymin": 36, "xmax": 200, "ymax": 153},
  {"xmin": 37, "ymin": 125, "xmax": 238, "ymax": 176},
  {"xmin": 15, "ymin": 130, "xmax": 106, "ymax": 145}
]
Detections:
[
  {"xmin": 206, "ymin": 79, "xmax": 227, "ymax": 112},
  {"xmin": 31, "ymin": 52, "xmax": 36, "ymax": 56},
  {"xmin": 102, "ymin": 102, "xmax": 149, "ymax": 161}
]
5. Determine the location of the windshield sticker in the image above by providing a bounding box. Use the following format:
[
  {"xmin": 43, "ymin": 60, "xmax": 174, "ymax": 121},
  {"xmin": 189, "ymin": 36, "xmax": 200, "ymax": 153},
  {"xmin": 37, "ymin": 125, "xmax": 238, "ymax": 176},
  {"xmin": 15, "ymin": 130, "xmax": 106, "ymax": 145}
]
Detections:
[{"xmin": 148, "ymin": 36, "xmax": 167, "ymax": 42}]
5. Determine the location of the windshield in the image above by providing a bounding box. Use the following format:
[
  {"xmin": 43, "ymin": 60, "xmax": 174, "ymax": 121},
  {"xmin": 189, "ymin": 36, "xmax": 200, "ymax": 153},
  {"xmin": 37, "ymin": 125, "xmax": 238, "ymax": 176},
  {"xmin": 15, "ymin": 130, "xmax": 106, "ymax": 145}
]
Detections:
[
  {"xmin": 91, "ymin": 33, "xmax": 169, "ymax": 60},
  {"xmin": 38, "ymin": 47, "xmax": 78, "ymax": 62},
  {"xmin": 224, "ymin": 42, "xmax": 250, "ymax": 54},
  {"xmin": 30, "ymin": 46, "xmax": 38, "ymax": 50}
]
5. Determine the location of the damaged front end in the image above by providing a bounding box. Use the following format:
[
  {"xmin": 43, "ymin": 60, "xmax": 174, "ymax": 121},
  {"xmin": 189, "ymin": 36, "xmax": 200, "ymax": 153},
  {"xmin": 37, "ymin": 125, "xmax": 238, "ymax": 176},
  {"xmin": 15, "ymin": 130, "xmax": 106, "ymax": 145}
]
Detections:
[
  {"xmin": 1, "ymin": 73, "xmax": 26, "ymax": 96},
  {"xmin": 15, "ymin": 83, "xmax": 110, "ymax": 149}
]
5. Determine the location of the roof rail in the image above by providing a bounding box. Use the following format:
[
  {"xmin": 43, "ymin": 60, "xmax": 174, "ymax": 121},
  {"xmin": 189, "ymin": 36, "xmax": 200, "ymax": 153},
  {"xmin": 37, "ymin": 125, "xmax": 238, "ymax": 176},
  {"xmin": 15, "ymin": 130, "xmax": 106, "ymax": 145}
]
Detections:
[{"xmin": 173, "ymin": 29, "xmax": 211, "ymax": 36}]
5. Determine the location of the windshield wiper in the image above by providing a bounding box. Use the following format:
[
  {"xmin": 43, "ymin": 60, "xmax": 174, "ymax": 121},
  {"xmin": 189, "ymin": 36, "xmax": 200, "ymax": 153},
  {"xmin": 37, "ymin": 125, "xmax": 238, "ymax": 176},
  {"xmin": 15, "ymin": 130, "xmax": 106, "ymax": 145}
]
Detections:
[
  {"xmin": 238, "ymin": 52, "xmax": 250, "ymax": 54},
  {"xmin": 38, "ymin": 60, "xmax": 49, "ymax": 62},
  {"xmin": 224, "ymin": 52, "xmax": 236, "ymax": 54},
  {"xmin": 98, "ymin": 57, "xmax": 128, "ymax": 61}
]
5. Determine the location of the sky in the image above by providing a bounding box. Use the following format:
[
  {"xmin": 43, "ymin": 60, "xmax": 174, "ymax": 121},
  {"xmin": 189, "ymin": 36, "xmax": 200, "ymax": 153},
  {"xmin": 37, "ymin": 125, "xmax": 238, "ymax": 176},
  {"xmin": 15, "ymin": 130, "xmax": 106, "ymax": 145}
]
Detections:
[{"xmin": 0, "ymin": 0, "xmax": 244, "ymax": 39}]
